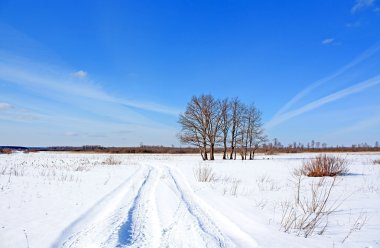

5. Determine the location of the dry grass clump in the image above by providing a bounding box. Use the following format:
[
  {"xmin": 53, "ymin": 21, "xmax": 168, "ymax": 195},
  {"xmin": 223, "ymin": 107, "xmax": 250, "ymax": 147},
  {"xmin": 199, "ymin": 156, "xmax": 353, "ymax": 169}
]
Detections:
[
  {"xmin": 256, "ymin": 175, "xmax": 280, "ymax": 191},
  {"xmin": 219, "ymin": 176, "xmax": 241, "ymax": 196},
  {"xmin": 301, "ymin": 154, "xmax": 349, "ymax": 177},
  {"xmin": 279, "ymin": 177, "xmax": 341, "ymax": 237},
  {"xmin": 373, "ymin": 159, "xmax": 380, "ymax": 165},
  {"xmin": 0, "ymin": 149, "xmax": 13, "ymax": 154},
  {"xmin": 101, "ymin": 156, "xmax": 122, "ymax": 165},
  {"xmin": 193, "ymin": 165, "xmax": 216, "ymax": 182}
]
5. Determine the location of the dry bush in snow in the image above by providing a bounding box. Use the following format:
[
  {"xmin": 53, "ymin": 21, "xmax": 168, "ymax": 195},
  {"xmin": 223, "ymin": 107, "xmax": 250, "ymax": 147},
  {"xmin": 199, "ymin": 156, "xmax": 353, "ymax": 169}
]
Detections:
[
  {"xmin": 342, "ymin": 212, "xmax": 368, "ymax": 243},
  {"xmin": 373, "ymin": 159, "xmax": 380, "ymax": 165},
  {"xmin": 301, "ymin": 154, "xmax": 349, "ymax": 177},
  {"xmin": 218, "ymin": 176, "xmax": 242, "ymax": 196},
  {"xmin": 256, "ymin": 175, "xmax": 280, "ymax": 191},
  {"xmin": 1, "ymin": 165, "xmax": 8, "ymax": 175},
  {"xmin": 280, "ymin": 176, "xmax": 343, "ymax": 237},
  {"xmin": 227, "ymin": 178, "xmax": 241, "ymax": 196},
  {"xmin": 101, "ymin": 156, "xmax": 122, "ymax": 165},
  {"xmin": 193, "ymin": 165, "xmax": 216, "ymax": 182},
  {"xmin": 0, "ymin": 157, "xmax": 85, "ymax": 183}
]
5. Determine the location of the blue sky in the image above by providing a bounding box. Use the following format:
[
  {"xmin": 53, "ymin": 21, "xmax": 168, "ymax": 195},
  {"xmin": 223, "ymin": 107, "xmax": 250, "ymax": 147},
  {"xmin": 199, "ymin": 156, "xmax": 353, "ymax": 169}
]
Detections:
[{"xmin": 0, "ymin": 0, "xmax": 379, "ymax": 147}]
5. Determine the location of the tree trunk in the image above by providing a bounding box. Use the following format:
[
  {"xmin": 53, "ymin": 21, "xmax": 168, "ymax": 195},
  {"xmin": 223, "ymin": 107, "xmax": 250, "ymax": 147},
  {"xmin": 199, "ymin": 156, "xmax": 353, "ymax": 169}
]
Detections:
[
  {"xmin": 201, "ymin": 153, "xmax": 205, "ymax": 160},
  {"xmin": 210, "ymin": 143, "xmax": 215, "ymax": 160},
  {"xmin": 223, "ymin": 137, "xmax": 227, "ymax": 159},
  {"xmin": 203, "ymin": 141, "xmax": 208, "ymax": 160},
  {"xmin": 200, "ymin": 148, "xmax": 205, "ymax": 160},
  {"xmin": 230, "ymin": 142, "xmax": 235, "ymax": 159}
]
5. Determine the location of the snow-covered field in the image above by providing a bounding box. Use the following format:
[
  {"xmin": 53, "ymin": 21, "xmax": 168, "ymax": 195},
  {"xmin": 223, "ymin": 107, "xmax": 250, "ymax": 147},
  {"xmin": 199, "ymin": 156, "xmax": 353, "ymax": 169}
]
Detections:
[{"xmin": 0, "ymin": 152, "xmax": 379, "ymax": 248}]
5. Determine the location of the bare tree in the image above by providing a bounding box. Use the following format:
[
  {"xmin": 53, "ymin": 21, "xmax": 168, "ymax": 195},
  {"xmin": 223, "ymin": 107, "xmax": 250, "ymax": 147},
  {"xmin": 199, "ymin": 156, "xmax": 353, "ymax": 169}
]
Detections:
[
  {"xmin": 235, "ymin": 103, "xmax": 267, "ymax": 160},
  {"xmin": 203, "ymin": 95, "xmax": 223, "ymax": 160},
  {"xmin": 179, "ymin": 95, "xmax": 266, "ymax": 161},
  {"xmin": 247, "ymin": 105, "xmax": 267, "ymax": 160},
  {"xmin": 220, "ymin": 98, "xmax": 230, "ymax": 159},
  {"xmin": 229, "ymin": 98, "xmax": 243, "ymax": 160},
  {"xmin": 249, "ymin": 130, "xmax": 267, "ymax": 159},
  {"xmin": 238, "ymin": 104, "xmax": 249, "ymax": 160},
  {"xmin": 178, "ymin": 95, "xmax": 223, "ymax": 160},
  {"xmin": 178, "ymin": 96, "xmax": 209, "ymax": 160}
]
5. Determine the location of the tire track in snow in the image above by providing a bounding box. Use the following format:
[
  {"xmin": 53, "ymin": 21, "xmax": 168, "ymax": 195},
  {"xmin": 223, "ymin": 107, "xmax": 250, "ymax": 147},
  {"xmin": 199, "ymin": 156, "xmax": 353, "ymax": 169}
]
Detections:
[
  {"xmin": 52, "ymin": 165, "xmax": 145, "ymax": 248},
  {"xmin": 159, "ymin": 166, "xmax": 258, "ymax": 248},
  {"xmin": 158, "ymin": 166, "xmax": 234, "ymax": 248},
  {"xmin": 114, "ymin": 165, "xmax": 161, "ymax": 248},
  {"xmin": 53, "ymin": 162, "xmax": 258, "ymax": 248},
  {"xmin": 52, "ymin": 165, "xmax": 161, "ymax": 248}
]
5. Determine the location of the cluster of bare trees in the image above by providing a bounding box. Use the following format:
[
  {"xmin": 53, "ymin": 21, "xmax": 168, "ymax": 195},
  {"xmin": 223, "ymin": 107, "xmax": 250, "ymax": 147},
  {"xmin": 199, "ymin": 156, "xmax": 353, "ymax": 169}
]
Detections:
[{"xmin": 178, "ymin": 95, "xmax": 267, "ymax": 160}]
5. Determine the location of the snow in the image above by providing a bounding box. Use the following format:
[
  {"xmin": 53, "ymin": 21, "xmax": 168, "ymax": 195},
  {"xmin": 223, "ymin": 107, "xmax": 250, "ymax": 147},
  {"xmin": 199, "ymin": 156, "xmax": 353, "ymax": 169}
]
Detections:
[{"xmin": 0, "ymin": 152, "xmax": 379, "ymax": 247}]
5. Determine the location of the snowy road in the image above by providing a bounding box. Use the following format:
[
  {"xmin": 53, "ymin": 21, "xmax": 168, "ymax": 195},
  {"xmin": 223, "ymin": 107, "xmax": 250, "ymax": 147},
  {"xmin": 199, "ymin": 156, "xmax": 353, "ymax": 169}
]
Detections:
[{"xmin": 52, "ymin": 164, "xmax": 258, "ymax": 248}]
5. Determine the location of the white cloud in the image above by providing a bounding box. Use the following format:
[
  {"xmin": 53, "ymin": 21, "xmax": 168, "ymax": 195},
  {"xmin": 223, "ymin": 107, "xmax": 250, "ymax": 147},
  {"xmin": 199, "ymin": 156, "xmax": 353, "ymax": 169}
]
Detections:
[
  {"xmin": 351, "ymin": 0, "xmax": 375, "ymax": 13},
  {"xmin": 322, "ymin": 38, "xmax": 335, "ymax": 45},
  {"xmin": 0, "ymin": 53, "xmax": 180, "ymax": 116},
  {"xmin": 272, "ymin": 44, "xmax": 380, "ymax": 118},
  {"xmin": 0, "ymin": 102, "xmax": 12, "ymax": 111},
  {"xmin": 265, "ymin": 74, "xmax": 380, "ymax": 129},
  {"xmin": 72, "ymin": 70, "xmax": 87, "ymax": 78}
]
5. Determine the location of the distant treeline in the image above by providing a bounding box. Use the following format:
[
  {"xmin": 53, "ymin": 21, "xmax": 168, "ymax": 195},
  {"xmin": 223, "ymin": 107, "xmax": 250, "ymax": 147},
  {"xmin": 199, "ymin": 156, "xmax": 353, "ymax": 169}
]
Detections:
[
  {"xmin": 47, "ymin": 145, "xmax": 200, "ymax": 154},
  {"xmin": 1, "ymin": 145, "xmax": 380, "ymax": 154},
  {"xmin": 258, "ymin": 146, "xmax": 380, "ymax": 154}
]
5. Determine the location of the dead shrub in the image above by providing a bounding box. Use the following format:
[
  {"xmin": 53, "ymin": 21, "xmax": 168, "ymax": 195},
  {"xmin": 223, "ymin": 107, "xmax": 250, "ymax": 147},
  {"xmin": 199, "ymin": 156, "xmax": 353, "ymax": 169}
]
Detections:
[
  {"xmin": 1, "ymin": 165, "xmax": 8, "ymax": 175},
  {"xmin": 101, "ymin": 156, "xmax": 122, "ymax": 165},
  {"xmin": 342, "ymin": 212, "xmax": 368, "ymax": 243},
  {"xmin": 256, "ymin": 174, "xmax": 280, "ymax": 191},
  {"xmin": 229, "ymin": 178, "xmax": 241, "ymax": 196},
  {"xmin": 280, "ymin": 177, "xmax": 342, "ymax": 237},
  {"xmin": 373, "ymin": 159, "xmax": 380, "ymax": 165},
  {"xmin": 193, "ymin": 165, "xmax": 216, "ymax": 182},
  {"xmin": 301, "ymin": 154, "xmax": 349, "ymax": 177}
]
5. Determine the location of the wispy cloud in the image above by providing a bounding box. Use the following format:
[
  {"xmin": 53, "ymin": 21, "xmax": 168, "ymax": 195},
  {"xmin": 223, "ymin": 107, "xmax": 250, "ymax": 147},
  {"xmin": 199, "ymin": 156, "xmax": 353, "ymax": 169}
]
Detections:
[
  {"xmin": 346, "ymin": 21, "xmax": 361, "ymax": 28},
  {"xmin": 322, "ymin": 38, "xmax": 335, "ymax": 45},
  {"xmin": 71, "ymin": 70, "xmax": 87, "ymax": 78},
  {"xmin": 0, "ymin": 102, "xmax": 12, "ymax": 111},
  {"xmin": 63, "ymin": 131, "xmax": 107, "ymax": 138},
  {"xmin": 0, "ymin": 50, "xmax": 181, "ymax": 145},
  {"xmin": 265, "ymin": 74, "xmax": 380, "ymax": 129},
  {"xmin": 0, "ymin": 51, "xmax": 180, "ymax": 116},
  {"xmin": 0, "ymin": 102, "xmax": 40, "ymax": 121},
  {"xmin": 64, "ymin": 131, "xmax": 79, "ymax": 137},
  {"xmin": 351, "ymin": 0, "xmax": 375, "ymax": 13},
  {"xmin": 321, "ymin": 107, "xmax": 380, "ymax": 144},
  {"xmin": 0, "ymin": 111, "xmax": 42, "ymax": 121},
  {"xmin": 330, "ymin": 113, "xmax": 380, "ymax": 135},
  {"xmin": 272, "ymin": 44, "xmax": 380, "ymax": 118}
]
